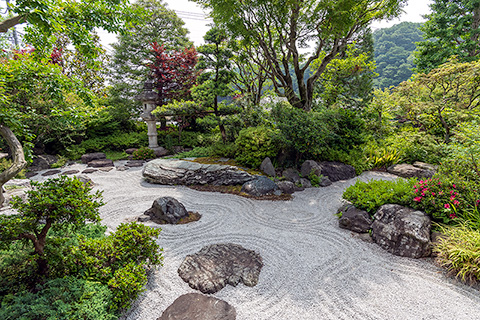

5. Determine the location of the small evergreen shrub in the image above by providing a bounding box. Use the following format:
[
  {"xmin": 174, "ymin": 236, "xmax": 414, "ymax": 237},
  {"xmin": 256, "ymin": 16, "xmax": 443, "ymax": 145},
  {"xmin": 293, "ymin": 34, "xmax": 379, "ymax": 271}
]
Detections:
[
  {"xmin": 235, "ymin": 126, "xmax": 280, "ymax": 168},
  {"xmin": 0, "ymin": 276, "xmax": 116, "ymax": 320},
  {"xmin": 132, "ymin": 147, "xmax": 155, "ymax": 160}
]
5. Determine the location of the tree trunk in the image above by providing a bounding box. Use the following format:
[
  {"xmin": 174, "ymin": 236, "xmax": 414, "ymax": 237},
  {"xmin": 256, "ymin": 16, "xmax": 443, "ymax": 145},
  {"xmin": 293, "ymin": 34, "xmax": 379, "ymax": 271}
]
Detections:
[{"xmin": 0, "ymin": 124, "xmax": 27, "ymax": 207}]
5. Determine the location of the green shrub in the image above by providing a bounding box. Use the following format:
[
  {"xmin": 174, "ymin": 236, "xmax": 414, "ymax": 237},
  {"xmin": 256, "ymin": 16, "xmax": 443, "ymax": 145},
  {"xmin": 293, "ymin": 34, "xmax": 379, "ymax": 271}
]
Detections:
[
  {"xmin": 132, "ymin": 147, "xmax": 155, "ymax": 160},
  {"xmin": 434, "ymin": 224, "xmax": 480, "ymax": 283},
  {"xmin": 384, "ymin": 130, "xmax": 446, "ymax": 164},
  {"xmin": 0, "ymin": 276, "xmax": 116, "ymax": 320},
  {"xmin": 308, "ymin": 170, "xmax": 323, "ymax": 187},
  {"xmin": 105, "ymin": 150, "xmax": 128, "ymax": 161},
  {"xmin": 272, "ymin": 103, "xmax": 334, "ymax": 161},
  {"xmin": 73, "ymin": 222, "xmax": 162, "ymax": 310},
  {"xmin": 108, "ymin": 262, "xmax": 147, "ymax": 310},
  {"xmin": 343, "ymin": 178, "xmax": 417, "ymax": 215},
  {"xmin": 173, "ymin": 146, "xmax": 213, "ymax": 159},
  {"xmin": 235, "ymin": 126, "xmax": 280, "ymax": 168},
  {"xmin": 51, "ymin": 155, "xmax": 69, "ymax": 168}
]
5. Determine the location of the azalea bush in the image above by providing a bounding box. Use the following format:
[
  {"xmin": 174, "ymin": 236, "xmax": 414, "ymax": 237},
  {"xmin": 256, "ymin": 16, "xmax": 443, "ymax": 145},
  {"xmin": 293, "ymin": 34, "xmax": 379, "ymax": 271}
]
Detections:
[{"xmin": 411, "ymin": 176, "xmax": 480, "ymax": 226}]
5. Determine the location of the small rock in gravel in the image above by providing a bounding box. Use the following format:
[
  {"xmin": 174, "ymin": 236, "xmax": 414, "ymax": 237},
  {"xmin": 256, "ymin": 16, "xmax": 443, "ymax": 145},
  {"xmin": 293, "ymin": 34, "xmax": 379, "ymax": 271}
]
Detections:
[
  {"xmin": 41, "ymin": 169, "xmax": 61, "ymax": 176},
  {"xmin": 99, "ymin": 167, "xmax": 113, "ymax": 172},
  {"xmin": 62, "ymin": 170, "xmax": 79, "ymax": 175},
  {"xmin": 82, "ymin": 169, "xmax": 97, "ymax": 174}
]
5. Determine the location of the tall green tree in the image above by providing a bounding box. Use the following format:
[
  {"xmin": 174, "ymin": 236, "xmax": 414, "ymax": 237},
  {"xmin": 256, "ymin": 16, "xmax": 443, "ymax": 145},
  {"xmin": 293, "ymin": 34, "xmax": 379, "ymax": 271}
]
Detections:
[
  {"xmin": 109, "ymin": 0, "xmax": 191, "ymax": 114},
  {"xmin": 194, "ymin": 0, "xmax": 407, "ymax": 111},
  {"xmin": 0, "ymin": 0, "xmax": 137, "ymax": 205},
  {"xmin": 0, "ymin": 0, "xmax": 135, "ymax": 60},
  {"xmin": 194, "ymin": 26, "xmax": 236, "ymax": 142},
  {"xmin": 315, "ymin": 28, "xmax": 377, "ymax": 110},
  {"xmin": 415, "ymin": 0, "xmax": 480, "ymax": 72}
]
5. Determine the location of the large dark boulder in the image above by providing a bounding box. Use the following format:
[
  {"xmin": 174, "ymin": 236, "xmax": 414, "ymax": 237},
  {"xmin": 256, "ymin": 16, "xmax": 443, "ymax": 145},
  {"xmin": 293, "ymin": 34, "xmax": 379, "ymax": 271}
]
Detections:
[
  {"xmin": 145, "ymin": 197, "xmax": 189, "ymax": 224},
  {"xmin": 300, "ymin": 160, "xmax": 322, "ymax": 178},
  {"xmin": 318, "ymin": 161, "xmax": 356, "ymax": 182},
  {"xmin": 372, "ymin": 204, "xmax": 431, "ymax": 258},
  {"xmin": 260, "ymin": 157, "xmax": 276, "ymax": 177},
  {"xmin": 241, "ymin": 176, "xmax": 278, "ymax": 196},
  {"xmin": 143, "ymin": 159, "xmax": 254, "ymax": 186},
  {"xmin": 157, "ymin": 293, "xmax": 236, "ymax": 320},
  {"xmin": 30, "ymin": 154, "xmax": 58, "ymax": 171},
  {"xmin": 282, "ymin": 168, "xmax": 301, "ymax": 183},
  {"xmin": 387, "ymin": 164, "xmax": 434, "ymax": 179},
  {"xmin": 178, "ymin": 243, "xmax": 263, "ymax": 294},
  {"xmin": 81, "ymin": 152, "xmax": 106, "ymax": 164},
  {"xmin": 337, "ymin": 203, "xmax": 373, "ymax": 233}
]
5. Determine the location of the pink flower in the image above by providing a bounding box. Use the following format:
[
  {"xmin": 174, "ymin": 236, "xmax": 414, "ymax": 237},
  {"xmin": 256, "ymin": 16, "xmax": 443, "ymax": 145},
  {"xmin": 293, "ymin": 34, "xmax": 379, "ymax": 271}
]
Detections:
[
  {"xmin": 439, "ymin": 191, "xmax": 444, "ymax": 195},
  {"xmin": 450, "ymin": 213, "xmax": 457, "ymax": 219},
  {"xmin": 444, "ymin": 203, "xmax": 450, "ymax": 209},
  {"xmin": 414, "ymin": 189, "xmax": 419, "ymax": 193},
  {"xmin": 476, "ymin": 199, "xmax": 480, "ymax": 204},
  {"xmin": 421, "ymin": 193, "xmax": 426, "ymax": 196},
  {"xmin": 453, "ymin": 184, "xmax": 456, "ymax": 188},
  {"xmin": 453, "ymin": 200, "xmax": 460, "ymax": 206},
  {"xmin": 432, "ymin": 192, "xmax": 435, "ymax": 196},
  {"xmin": 438, "ymin": 182, "xmax": 441, "ymax": 185},
  {"xmin": 450, "ymin": 195, "xmax": 456, "ymax": 201},
  {"xmin": 414, "ymin": 197, "xmax": 422, "ymax": 202},
  {"xmin": 414, "ymin": 185, "xmax": 417, "ymax": 189},
  {"xmin": 450, "ymin": 190, "xmax": 454, "ymax": 194}
]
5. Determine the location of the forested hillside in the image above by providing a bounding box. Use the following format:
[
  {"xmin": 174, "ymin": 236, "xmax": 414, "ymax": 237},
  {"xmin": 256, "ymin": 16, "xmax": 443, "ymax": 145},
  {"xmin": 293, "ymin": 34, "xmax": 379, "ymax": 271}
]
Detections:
[{"xmin": 373, "ymin": 22, "xmax": 424, "ymax": 88}]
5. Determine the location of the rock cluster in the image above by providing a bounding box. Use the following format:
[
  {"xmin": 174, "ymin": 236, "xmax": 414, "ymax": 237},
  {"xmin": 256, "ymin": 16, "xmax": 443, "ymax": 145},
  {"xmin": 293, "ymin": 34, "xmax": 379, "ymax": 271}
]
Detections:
[
  {"xmin": 143, "ymin": 196, "xmax": 189, "ymax": 224},
  {"xmin": 337, "ymin": 202, "xmax": 432, "ymax": 259}
]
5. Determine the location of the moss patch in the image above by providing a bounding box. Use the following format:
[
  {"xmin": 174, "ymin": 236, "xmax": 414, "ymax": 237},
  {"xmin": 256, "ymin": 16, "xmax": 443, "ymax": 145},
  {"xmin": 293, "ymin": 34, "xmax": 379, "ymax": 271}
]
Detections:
[
  {"xmin": 188, "ymin": 184, "xmax": 292, "ymax": 201},
  {"xmin": 152, "ymin": 211, "xmax": 202, "ymax": 225}
]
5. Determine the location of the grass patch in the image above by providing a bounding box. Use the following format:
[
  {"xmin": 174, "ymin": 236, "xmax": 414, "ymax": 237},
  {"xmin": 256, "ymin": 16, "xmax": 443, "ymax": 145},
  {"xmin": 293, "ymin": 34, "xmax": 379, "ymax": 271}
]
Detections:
[
  {"xmin": 433, "ymin": 223, "xmax": 480, "ymax": 284},
  {"xmin": 105, "ymin": 150, "xmax": 128, "ymax": 161}
]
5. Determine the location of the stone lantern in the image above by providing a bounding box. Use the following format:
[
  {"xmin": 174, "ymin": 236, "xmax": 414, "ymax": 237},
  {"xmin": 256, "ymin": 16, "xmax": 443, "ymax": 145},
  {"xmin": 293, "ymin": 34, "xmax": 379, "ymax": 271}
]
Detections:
[{"xmin": 137, "ymin": 79, "xmax": 159, "ymax": 148}]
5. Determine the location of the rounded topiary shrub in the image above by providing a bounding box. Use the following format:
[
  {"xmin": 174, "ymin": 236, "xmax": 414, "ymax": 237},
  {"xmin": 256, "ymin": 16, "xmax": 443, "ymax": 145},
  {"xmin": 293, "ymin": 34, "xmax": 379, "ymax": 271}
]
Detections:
[
  {"xmin": 132, "ymin": 147, "xmax": 155, "ymax": 160},
  {"xmin": 235, "ymin": 126, "xmax": 280, "ymax": 168}
]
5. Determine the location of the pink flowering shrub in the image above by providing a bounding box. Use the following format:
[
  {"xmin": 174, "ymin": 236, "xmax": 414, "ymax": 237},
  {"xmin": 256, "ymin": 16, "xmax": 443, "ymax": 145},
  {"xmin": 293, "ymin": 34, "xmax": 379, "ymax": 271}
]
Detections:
[{"xmin": 411, "ymin": 177, "xmax": 480, "ymax": 224}]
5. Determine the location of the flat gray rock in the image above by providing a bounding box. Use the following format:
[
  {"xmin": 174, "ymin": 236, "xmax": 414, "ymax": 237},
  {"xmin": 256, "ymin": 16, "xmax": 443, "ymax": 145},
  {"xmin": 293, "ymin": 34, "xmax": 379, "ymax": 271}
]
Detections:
[
  {"xmin": 387, "ymin": 163, "xmax": 434, "ymax": 179},
  {"xmin": 41, "ymin": 169, "xmax": 61, "ymax": 176},
  {"xmin": 178, "ymin": 243, "xmax": 263, "ymax": 294},
  {"xmin": 87, "ymin": 159, "xmax": 114, "ymax": 168},
  {"xmin": 157, "ymin": 293, "xmax": 236, "ymax": 320},
  {"xmin": 143, "ymin": 159, "xmax": 254, "ymax": 186},
  {"xmin": 81, "ymin": 152, "xmax": 106, "ymax": 164}
]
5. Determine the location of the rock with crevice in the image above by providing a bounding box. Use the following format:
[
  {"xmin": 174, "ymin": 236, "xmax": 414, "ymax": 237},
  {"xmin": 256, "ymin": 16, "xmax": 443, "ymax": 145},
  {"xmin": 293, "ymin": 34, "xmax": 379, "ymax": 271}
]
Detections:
[
  {"xmin": 157, "ymin": 293, "xmax": 236, "ymax": 320},
  {"xmin": 41, "ymin": 169, "xmax": 61, "ymax": 176},
  {"xmin": 143, "ymin": 159, "xmax": 254, "ymax": 186},
  {"xmin": 372, "ymin": 204, "xmax": 431, "ymax": 258},
  {"xmin": 178, "ymin": 243, "xmax": 263, "ymax": 294}
]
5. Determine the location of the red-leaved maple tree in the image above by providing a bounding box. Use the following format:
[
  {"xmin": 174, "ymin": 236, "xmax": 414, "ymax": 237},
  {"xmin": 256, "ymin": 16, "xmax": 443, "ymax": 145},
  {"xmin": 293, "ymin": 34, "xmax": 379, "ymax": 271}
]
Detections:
[{"xmin": 149, "ymin": 42, "xmax": 198, "ymax": 105}]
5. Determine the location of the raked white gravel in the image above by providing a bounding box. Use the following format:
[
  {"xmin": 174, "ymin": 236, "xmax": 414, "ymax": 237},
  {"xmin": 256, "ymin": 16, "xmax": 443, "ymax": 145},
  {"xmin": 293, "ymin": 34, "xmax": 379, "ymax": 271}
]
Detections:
[{"xmin": 28, "ymin": 162, "xmax": 480, "ymax": 320}]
